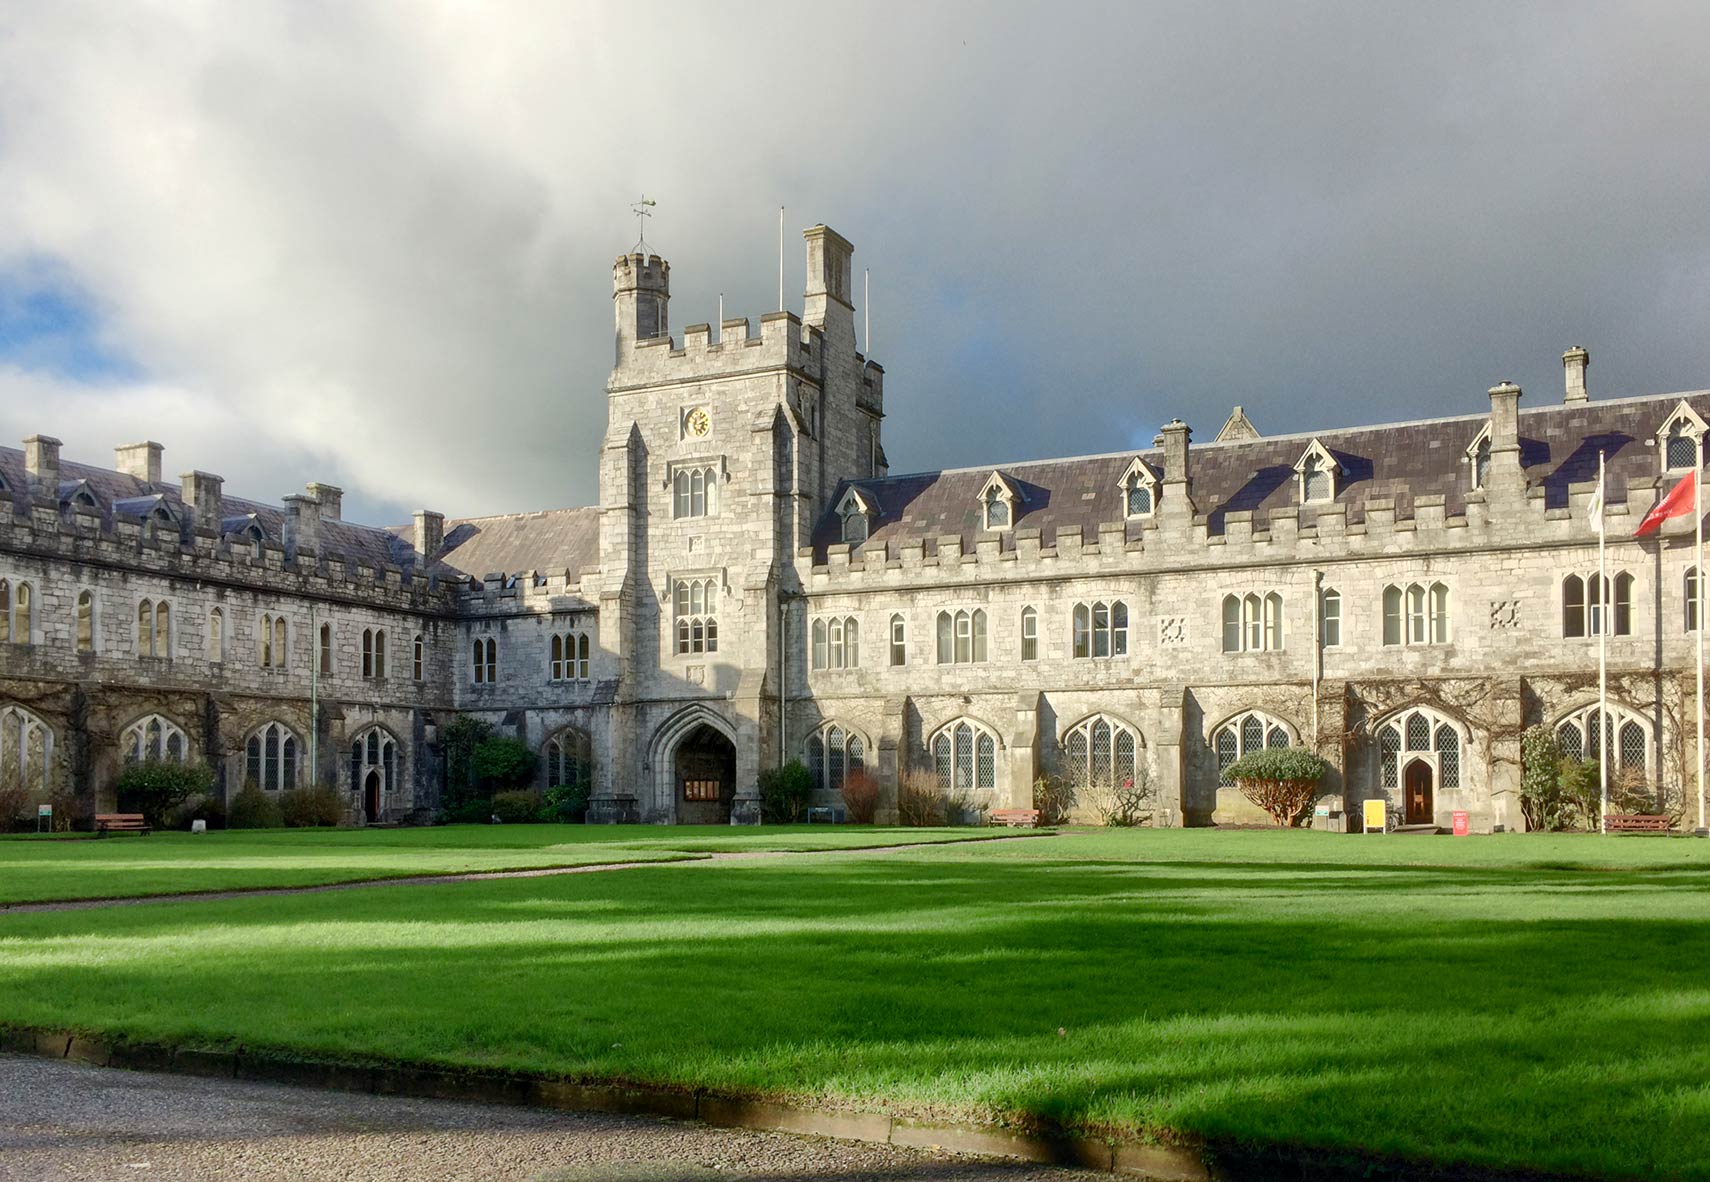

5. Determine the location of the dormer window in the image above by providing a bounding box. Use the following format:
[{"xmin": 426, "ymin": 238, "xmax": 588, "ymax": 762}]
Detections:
[
  {"xmin": 1293, "ymin": 439, "xmax": 1340, "ymax": 505},
  {"xmin": 1462, "ymin": 424, "xmax": 1493, "ymax": 490},
  {"xmin": 1117, "ymin": 458, "xmax": 1159, "ymax": 519},
  {"xmin": 976, "ymin": 472, "xmax": 1020, "ymax": 532},
  {"xmin": 1658, "ymin": 401, "xmax": 1707, "ymax": 474},
  {"xmin": 60, "ymin": 481, "xmax": 100, "ymax": 511},
  {"xmin": 834, "ymin": 486, "xmax": 877, "ymax": 546}
]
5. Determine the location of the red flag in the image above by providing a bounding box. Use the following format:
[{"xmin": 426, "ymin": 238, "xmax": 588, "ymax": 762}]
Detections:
[{"xmin": 1634, "ymin": 469, "xmax": 1698, "ymax": 537}]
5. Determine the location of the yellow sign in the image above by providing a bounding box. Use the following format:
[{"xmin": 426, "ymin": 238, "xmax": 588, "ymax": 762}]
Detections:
[{"xmin": 1363, "ymin": 799, "xmax": 1387, "ymax": 834}]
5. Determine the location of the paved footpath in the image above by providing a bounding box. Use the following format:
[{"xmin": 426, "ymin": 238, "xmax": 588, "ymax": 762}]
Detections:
[{"xmin": 0, "ymin": 1054, "xmax": 1107, "ymax": 1182}]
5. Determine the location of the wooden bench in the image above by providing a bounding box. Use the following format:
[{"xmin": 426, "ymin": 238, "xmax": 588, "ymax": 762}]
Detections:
[
  {"xmin": 989, "ymin": 808, "xmax": 1042, "ymax": 828},
  {"xmin": 94, "ymin": 813, "xmax": 152, "ymax": 836},
  {"xmin": 1604, "ymin": 814, "xmax": 1672, "ymax": 833}
]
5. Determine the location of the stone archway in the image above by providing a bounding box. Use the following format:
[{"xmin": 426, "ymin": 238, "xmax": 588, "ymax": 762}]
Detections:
[
  {"xmin": 648, "ymin": 706, "xmax": 742, "ymax": 823},
  {"xmin": 675, "ymin": 723, "xmax": 737, "ymax": 824}
]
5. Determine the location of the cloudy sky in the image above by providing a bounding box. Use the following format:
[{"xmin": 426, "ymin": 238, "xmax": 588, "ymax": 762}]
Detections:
[{"xmin": 2, "ymin": 2, "xmax": 1707, "ymax": 526}]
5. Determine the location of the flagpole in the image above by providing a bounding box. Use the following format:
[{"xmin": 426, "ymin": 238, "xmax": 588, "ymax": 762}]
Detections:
[
  {"xmin": 1598, "ymin": 450, "xmax": 1609, "ymax": 832},
  {"xmin": 1697, "ymin": 433, "xmax": 1705, "ymax": 835}
]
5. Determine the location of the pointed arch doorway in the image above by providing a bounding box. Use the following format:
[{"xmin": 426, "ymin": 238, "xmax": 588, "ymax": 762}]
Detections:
[
  {"xmin": 363, "ymin": 771, "xmax": 381, "ymax": 824},
  {"xmin": 676, "ymin": 723, "xmax": 736, "ymax": 824},
  {"xmin": 1403, "ymin": 759, "xmax": 1434, "ymax": 825}
]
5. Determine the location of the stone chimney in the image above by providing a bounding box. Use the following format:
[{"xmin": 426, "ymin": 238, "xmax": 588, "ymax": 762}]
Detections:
[
  {"xmin": 115, "ymin": 441, "xmax": 163, "ymax": 484},
  {"xmin": 1563, "ymin": 346, "xmax": 1589, "ymax": 403},
  {"xmin": 414, "ymin": 509, "xmax": 444, "ymax": 560},
  {"xmin": 282, "ymin": 494, "xmax": 322, "ymax": 558},
  {"xmin": 1486, "ymin": 381, "xmax": 1525, "ymax": 495},
  {"xmin": 802, "ymin": 225, "xmax": 856, "ymax": 355},
  {"xmin": 306, "ymin": 482, "xmax": 343, "ymax": 521},
  {"xmin": 179, "ymin": 470, "xmax": 224, "ymax": 532},
  {"xmin": 1156, "ymin": 419, "xmax": 1194, "ymax": 522},
  {"xmin": 24, "ymin": 435, "xmax": 60, "ymax": 496}
]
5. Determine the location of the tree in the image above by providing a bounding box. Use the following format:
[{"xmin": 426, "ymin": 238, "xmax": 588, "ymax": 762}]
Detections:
[
  {"xmin": 473, "ymin": 736, "xmax": 537, "ymax": 791},
  {"xmin": 1225, "ymin": 747, "xmax": 1327, "ymax": 827},
  {"xmin": 115, "ymin": 760, "xmax": 217, "ymax": 828},
  {"xmin": 1520, "ymin": 725, "xmax": 1569, "ymax": 832},
  {"xmin": 759, "ymin": 761, "xmax": 813, "ymax": 824}
]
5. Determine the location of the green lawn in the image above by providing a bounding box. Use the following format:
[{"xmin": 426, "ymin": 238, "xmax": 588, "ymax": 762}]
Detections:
[
  {"xmin": 0, "ymin": 824, "xmax": 1016, "ymax": 905},
  {"xmin": 2, "ymin": 828, "xmax": 1708, "ymax": 1179}
]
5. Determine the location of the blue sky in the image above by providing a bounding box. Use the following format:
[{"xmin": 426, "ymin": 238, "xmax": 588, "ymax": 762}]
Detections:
[{"xmin": 1, "ymin": 2, "xmax": 1707, "ymax": 526}]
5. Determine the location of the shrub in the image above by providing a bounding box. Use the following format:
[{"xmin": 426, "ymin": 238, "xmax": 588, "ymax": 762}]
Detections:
[
  {"xmin": 227, "ymin": 784, "xmax": 285, "ymax": 829},
  {"xmin": 281, "ymin": 784, "xmax": 346, "ymax": 828},
  {"xmin": 1520, "ymin": 725, "xmax": 1569, "ymax": 831},
  {"xmin": 1226, "ymin": 746, "xmax": 1327, "ymax": 827},
  {"xmin": 1033, "ymin": 776, "xmax": 1074, "ymax": 826},
  {"xmin": 839, "ymin": 769, "xmax": 881, "ymax": 823},
  {"xmin": 167, "ymin": 793, "xmax": 226, "ymax": 831},
  {"xmin": 0, "ymin": 775, "xmax": 29, "ymax": 833},
  {"xmin": 898, "ymin": 771, "xmax": 946, "ymax": 827},
  {"xmin": 1559, "ymin": 758, "xmax": 1603, "ymax": 831},
  {"xmin": 541, "ymin": 779, "xmax": 591, "ymax": 823},
  {"xmin": 115, "ymin": 760, "xmax": 217, "ymax": 828},
  {"xmin": 47, "ymin": 786, "xmax": 89, "ymax": 833},
  {"xmin": 440, "ymin": 715, "xmax": 496, "ymax": 823},
  {"xmin": 759, "ymin": 761, "xmax": 813, "ymax": 824},
  {"xmin": 1071, "ymin": 764, "xmax": 1156, "ymax": 827},
  {"xmin": 491, "ymin": 789, "xmax": 542, "ymax": 824},
  {"xmin": 474, "ymin": 736, "xmax": 538, "ymax": 791}
]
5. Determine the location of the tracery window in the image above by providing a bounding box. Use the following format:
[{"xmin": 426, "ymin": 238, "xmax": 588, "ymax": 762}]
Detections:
[
  {"xmin": 549, "ymin": 631, "xmax": 591, "ymax": 681},
  {"xmin": 1320, "ymin": 588, "xmax": 1341, "ymax": 647},
  {"xmin": 1020, "ymin": 606, "xmax": 1038, "ymax": 661},
  {"xmin": 1376, "ymin": 707, "xmax": 1462, "ymax": 791},
  {"xmin": 1382, "ymin": 583, "xmax": 1449, "ymax": 646},
  {"xmin": 544, "ymin": 728, "xmax": 590, "ymax": 789},
  {"xmin": 889, "ymin": 613, "xmax": 906, "ymax": 667},
  {"xmin": 811, "ymin": 616, "xmax": 860, "ymax": 670},
  {"xmin": 673, "ymin": 465, "xmax": 718, "ymax": 519},
  {"xmin": 1555, "ymin": 704, "xmax": 1651, "ymax": 780},
  {"xmin": 1061, "ymin": 714, "xmax": 1141, "ymax": 789},
  {"xmin": 122, "ymin": 714, "xmax": 187, "ymax": 765},
  {"xmin": 472, "ymin": 637, "xmax": 497, "ymax": 684},
  {"xmin": 1072, "ymin": 600, "xmax": 1128, "ymax": 658},
  {"xmin": 1221, "ymin": 593, "xmax": 1283, "ymax": 653},
  {"xmin": 134, "ymin": 599, "xmax": 170, "ymax": 659},
  {"xmin": 1123, "ymin": 471, "xmax": 1154, "ymax": 517},
  {"xmin": 245, "ymin": 722, "xmax": 300, "ymax": 791},
  {"xmin": 805, "ymin": 723, "xmax": 866, "ymax": 794},
  {"xmin": 0, "ymin": 704, "xmax": 54, "ymax": 795},
  {"xmin": 362, "ymin": 628, "xmax": 387, "ymax": 678},
  {"xmin": 1562, "ymin": 573, "xmax": 1633, "ymax": 638},
  {"xmin": 1212, "ymin": 710, "xmax": 1291, "ymax": 785},
  {"xmin": 76, "ymin": 590, "xmax": 96, "ymax": 653},
  {"xmin": 930, "ymin": 718, "xmax": 1000, "ymax": 794},
  {"xmin": 935, "ymin": 609, "xmax": 988, "ymax": 664},
  {"xmin": 349, "ymin": 726, "xmax": 398, "ymax": 800},
  {"xmin": 673, "ymin": 577, "xmax": 719, "ymax": 655},
  {"xmin": 0, "ymin": 580, "xmax": 32, "ymax": 645}
]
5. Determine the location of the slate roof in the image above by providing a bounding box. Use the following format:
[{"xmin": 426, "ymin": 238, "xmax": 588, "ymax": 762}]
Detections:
[
  {"xmin": 392, "ymin": 507, "xmax": 603, "ymax": 586},
  {"xmin": 813, "ymin": 389, "xmax": 1710, "ymax": 559}
]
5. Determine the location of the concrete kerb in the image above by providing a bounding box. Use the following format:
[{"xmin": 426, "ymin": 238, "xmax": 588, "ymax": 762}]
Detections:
[{"xmin": 0, "ymin": 1022, "xmax": 1208, "ymax": 1179}]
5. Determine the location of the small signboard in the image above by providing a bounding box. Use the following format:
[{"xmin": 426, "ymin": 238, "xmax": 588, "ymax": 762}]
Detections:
[
  {"xmin": 1313, "ymin": 805, "xmax": 1330, "ymax": 817},
  {"xmin": 1452, "ymin": 810, "xmax": 1470, "ymax": 836},
  {"xmin": 1363, "ymin": 799, "xmax": 1387, "ymax": 834},
  {"xmin": 36, "ymin": 803, "xmax": 51, "ymax": 834}
]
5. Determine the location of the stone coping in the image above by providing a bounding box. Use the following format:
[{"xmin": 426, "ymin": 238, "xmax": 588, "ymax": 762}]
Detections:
[{"xmin": 0, "ymin": 1024, "xmax": 1569, "ymax": 1182}]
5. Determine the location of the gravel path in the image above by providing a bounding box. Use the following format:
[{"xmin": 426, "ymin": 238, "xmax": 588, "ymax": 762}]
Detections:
[
  {"xmin": 0, "ymin": 1054, "xmax": 1107, "ymax": 1182},
  {"xmin": 1, "ymin": 833, "xmax": 1056, "ymax": 916}
]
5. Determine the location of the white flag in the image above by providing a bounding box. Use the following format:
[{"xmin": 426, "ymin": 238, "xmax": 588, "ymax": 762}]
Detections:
[{"xmin": 1587, "ymin": 479, "xmax": 1604, "ymax": 536}]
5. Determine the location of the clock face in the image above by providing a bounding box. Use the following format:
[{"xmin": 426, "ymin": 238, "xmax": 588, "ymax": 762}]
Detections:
[{"xmin": 685, "ymin": 407, "xmax": 711, "ymax": 438}]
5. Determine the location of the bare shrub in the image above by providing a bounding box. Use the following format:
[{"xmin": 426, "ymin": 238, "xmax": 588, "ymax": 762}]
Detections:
[
  {"xmin": 0, "ymin": 767, "xmax": 29, "ymax": 833},
  {"xmin": 1068, "ymin": 763, "xmax": 1156, "ymax": 827},
  {"xmin": 898, "ymin": 770, "xmax": 946, "ymax": 827},
  {"xmin": 281, "ymin": 784, "xmax": 347, "ymax": 827},
  {"xmin": 1032, "ymin": 776, "xmax": 1074, "ymax": 826},
  {"xmin": 839, "ymin": 769, "xmax": 881, "ymax": 824}
]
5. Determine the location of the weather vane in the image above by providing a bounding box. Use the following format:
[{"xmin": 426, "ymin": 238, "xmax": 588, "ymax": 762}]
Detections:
[{"xmin": 631, "ymin": 195, "xmax": 656, "ymax": 252}]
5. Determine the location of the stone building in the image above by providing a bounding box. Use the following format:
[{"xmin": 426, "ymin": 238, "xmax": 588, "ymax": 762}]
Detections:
[{"xmin": 1, "ymin": 225, "xmax": 1705, "ymax": 831}]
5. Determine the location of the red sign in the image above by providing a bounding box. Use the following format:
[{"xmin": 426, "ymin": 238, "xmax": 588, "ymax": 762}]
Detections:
[{"xmin": 1452, "ymin": 810, "xmax": 1470, "ymax": 836}]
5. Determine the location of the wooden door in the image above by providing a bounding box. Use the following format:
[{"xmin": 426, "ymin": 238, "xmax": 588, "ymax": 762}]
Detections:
[{"xmin": 1404, "ymin": 760, "xmax": 1433, "ymax": 825}]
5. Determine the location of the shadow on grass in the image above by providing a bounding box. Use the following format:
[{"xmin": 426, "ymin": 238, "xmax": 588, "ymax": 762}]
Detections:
[{"xmin": 3, "ymin": 853, "xmax": 1709, "ymax": 1179}]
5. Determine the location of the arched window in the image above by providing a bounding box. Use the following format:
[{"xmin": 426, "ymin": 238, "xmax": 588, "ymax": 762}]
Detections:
[
  {"xmin": 544, "ymin": 728, "xmax": 590, "ymax": 788},
  {"xmin": 1222, "ymin": 593, "xmax": 1282, "ymax": 653},
  {"xmin": 122, "ymin": 714, "xmax": 187, "ymax": 765},
  {"xmin": 983, "ymin": 486, "xmax": 1010, "ymax": 530},
  {"xmin": 1666, "ymin": 421, "xmax": 1698, "ymax": 471},
  {"xmin": 136, "ymin": 598, "xmax": 171, "ymax": 658},
  {"xmin": 889, "ymin": 613, "xmax": 906, "ymax": 667},
  {"xmin": 1212, "ymin": 710, "xmax": 1292, "ymax": 784},
  {"xmin": 1564, "ymin": 572, "xmax": 1634, "ymax": 638},
  {"xmin": 1554, "ymin": 703, "xmax": 1652, "ymax": 779},
  {"xmin": 1124, "ymin": 473, "xmax": 1154, "ymax": 516},
  {"xmin": 413, "ymin": 633, "xmax": 425, "ymax": 681},
  {"xmin": 673, "ymin": 577, "xmax": 718, "ymax": 655},
  {"xmin": 841, "ymin": 510, "xmax": 868, "ymax": 544},
  {"xmin": 1020, "ymin": 606, "xmax": 1038, "ymax": 661},
  {"xmin": 207, "ymin": 607, "xmax": 224, "ymax": 662},
  {"xmin": 76, "ymin": 590, "xmax": 95, "ymax": 653},
  {"xmin": 0, "ymin": 704, "xmax": 54, "ymax": 795},
  {"xmin": 1301, "ymin": 455, "xmax": 1331, "ymax": 502},
  {"xmin": 1376, "ymin": 707, "xmax": 1464, "ymax": 791},
  {"xmin": 1072, "ymin": 601, "xmax": 1128, "ymax": 658},
  {"xmin": 673, "ymin": 466, "xmax": 717, "ymax": 519},
  {"xmin": 935, "ymin": 609, "xmax": 987, "ymax": 664},
  {"xmin": 1382, "ymin": 583, "xmax": 1450, "ymax": 646},
  {"xmin": 804, "ymin": 723, "xmax": 866, "ymax": 794},
  {"xmin": 472, "ymin": 637, "xmax": 497, "ymax": 684},
  {"xmin": 1263, "ymin": 593, "xmax": 1282, "ymax": 651},
  {"xmin": 1061, "ymin": 714, "xmax": 1142, "ymax": 789},
  {"xmin": 1472, "ymin": 437, "xmax": 1491, "ymax": 489},
  {"xmin": 1320, "ymin": 588, "xmax": 1341, "ymax": 648},
  {"xmin": 929, "ymin": 718, "xmax": 1000, "ymax": 794},
  {"xmin": 550, "ymin": 630, "xmax": 591, "ymax": 681},
  {"xmin": 245, "ymin": 722, "xmax": 300, "ymax": 791},
  {"xmin": 259, "ymin": 613, "xmax": 287, "ymax": 668},
  {"xmin": 362, "ymin": 628, "xmax": 385, "ymax": 678},
  {"xmin": 2, "ymin": 580, "xmax": 31, "ymax": 646},
  {"xmin": 811, "ymin": 617, "xmax": 860, "ymax": 670},
  {"xmin": 349, "ymin": 726, "xmax": 398, "ymax": 803},
  {"xmin": 316, "ymin": 623, "xmax": 330, "ymax": 674},
  {"xmin": 1687, "ymin": 567, "xmax": 1701, "ymax": 633},
  {"xmin": 1563, "ymin": 574, "xmax": 1586, "ymax": 638}
]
